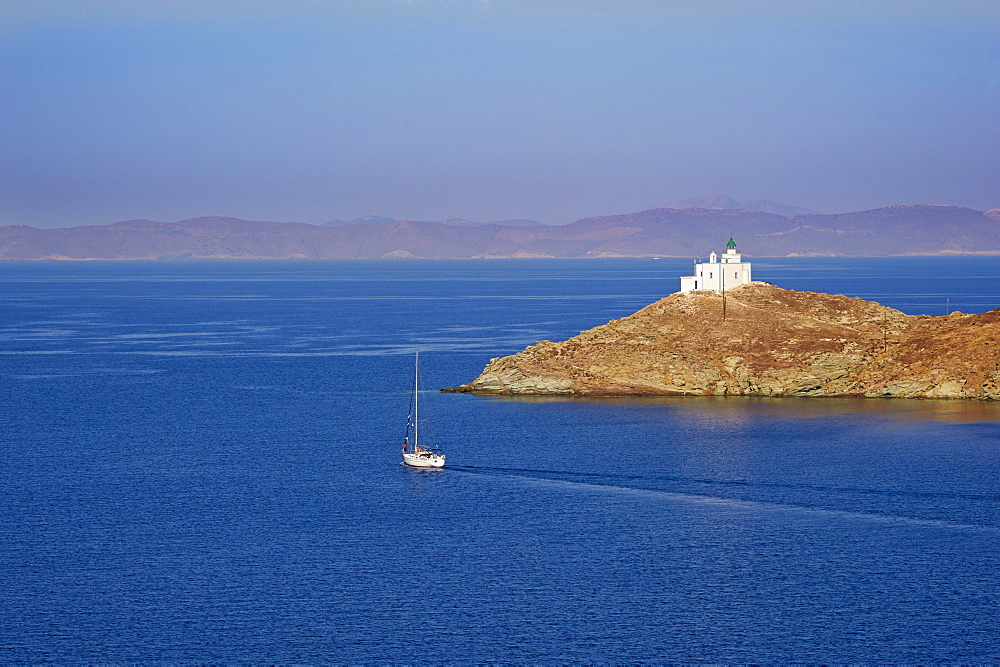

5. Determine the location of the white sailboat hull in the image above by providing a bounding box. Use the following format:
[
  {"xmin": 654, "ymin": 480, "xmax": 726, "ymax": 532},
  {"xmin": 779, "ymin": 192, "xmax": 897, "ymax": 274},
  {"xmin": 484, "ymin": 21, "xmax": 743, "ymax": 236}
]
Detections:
[{"xmin": 402, "ymin": 451, "xmax": 446, "ymax": 468}]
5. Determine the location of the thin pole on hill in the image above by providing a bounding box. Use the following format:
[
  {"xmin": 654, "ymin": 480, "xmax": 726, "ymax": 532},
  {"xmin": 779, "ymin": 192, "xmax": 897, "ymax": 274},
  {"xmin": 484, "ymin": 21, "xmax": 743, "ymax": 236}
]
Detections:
[{"xmin": 721, "ymin": 262, "xmax": 727, "ymax": 322}]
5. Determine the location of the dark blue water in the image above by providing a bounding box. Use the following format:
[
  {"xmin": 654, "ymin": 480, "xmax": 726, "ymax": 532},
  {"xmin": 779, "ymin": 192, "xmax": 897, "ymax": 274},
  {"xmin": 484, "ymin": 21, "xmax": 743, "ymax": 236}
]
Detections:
[{"xmin": 2, "ymin": 258, "xmax": 998, "ymax": 663}]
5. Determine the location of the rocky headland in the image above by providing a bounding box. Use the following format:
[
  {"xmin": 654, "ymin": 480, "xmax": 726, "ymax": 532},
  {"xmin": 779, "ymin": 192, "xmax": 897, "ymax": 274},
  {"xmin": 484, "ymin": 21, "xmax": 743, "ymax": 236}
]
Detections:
[{"xmin": 445, "ymin": 283, "xmax": 1000, "ymax": 400}]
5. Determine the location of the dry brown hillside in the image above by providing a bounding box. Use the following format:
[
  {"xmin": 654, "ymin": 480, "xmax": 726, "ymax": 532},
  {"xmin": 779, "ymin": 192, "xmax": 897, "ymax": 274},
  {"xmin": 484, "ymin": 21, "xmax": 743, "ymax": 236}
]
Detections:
[{"xmin": 446, "ymin": 283, "xmax": 1000, "ymax": 400}]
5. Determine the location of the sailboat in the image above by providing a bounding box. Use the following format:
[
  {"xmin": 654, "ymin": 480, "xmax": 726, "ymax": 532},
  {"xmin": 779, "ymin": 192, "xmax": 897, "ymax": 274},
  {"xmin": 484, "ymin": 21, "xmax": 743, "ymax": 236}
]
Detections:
[{"xmin": 402, "ymin": 351, "xmax": 446, "ymax": 468}]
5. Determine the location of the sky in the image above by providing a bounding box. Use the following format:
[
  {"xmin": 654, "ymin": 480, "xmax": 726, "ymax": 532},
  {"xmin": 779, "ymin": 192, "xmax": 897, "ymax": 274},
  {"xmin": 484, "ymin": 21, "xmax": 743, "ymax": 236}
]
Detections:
[{"xmin": 1, "ymin": 0, "xmax": 998, "ymax": 228}]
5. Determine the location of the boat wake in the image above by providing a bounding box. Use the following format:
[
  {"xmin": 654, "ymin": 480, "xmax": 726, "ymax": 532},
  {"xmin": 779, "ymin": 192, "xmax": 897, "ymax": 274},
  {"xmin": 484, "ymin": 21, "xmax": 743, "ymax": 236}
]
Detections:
[{"xmin": 446, "ymin": 465, "xmax": 999, "ymax": 532}]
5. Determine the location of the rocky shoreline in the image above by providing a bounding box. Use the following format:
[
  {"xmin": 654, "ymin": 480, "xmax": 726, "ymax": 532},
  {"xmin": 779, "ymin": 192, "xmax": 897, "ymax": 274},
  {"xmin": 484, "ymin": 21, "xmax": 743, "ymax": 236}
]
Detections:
[{"xmin": 445, "ymin": 283, "xmax": 1000, "ymax": 400}]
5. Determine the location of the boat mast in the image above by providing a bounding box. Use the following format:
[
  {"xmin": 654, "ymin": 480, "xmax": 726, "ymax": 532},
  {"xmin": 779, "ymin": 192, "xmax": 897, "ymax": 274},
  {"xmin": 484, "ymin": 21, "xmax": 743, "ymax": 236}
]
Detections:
[{"xmin": 413, "ymin": 350, "xmax": 419, "ymax": 450}]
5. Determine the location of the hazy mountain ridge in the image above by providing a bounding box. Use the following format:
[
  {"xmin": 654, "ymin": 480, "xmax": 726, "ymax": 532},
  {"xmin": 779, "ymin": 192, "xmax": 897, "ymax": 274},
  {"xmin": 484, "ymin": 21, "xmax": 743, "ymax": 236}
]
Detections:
[
  {"xmin": 663, "ymin": 195, "xmax": 823, "ymax": 216},
  {"xmin": 2, "ymin": 205, "xmax": 998, "ymax": 260},
  {"xmin": 323, "ymin": 216, "xmax": 545, "ymax": 228}
]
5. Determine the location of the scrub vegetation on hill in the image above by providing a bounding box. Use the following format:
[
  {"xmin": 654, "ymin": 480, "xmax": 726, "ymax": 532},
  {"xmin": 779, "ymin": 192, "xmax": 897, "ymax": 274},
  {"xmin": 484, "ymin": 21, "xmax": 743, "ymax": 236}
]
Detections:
[{"xmin": 446, "ymin": 284, "xmax": 1000, "ymax": 400}]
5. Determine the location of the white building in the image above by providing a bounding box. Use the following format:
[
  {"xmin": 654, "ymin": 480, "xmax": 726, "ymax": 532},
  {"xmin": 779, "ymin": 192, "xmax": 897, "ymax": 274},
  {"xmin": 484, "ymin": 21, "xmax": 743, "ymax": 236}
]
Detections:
[{"xmin": 679, "ymin": 238, "xmax": 752, "ymax": 293}]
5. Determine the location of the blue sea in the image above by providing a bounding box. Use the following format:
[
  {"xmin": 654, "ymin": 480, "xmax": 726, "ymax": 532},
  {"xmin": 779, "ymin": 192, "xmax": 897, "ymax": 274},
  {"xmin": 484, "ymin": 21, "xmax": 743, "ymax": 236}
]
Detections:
[{"xmin": 2, "ymin": 257, "xmax": 999, "ymax": 663}]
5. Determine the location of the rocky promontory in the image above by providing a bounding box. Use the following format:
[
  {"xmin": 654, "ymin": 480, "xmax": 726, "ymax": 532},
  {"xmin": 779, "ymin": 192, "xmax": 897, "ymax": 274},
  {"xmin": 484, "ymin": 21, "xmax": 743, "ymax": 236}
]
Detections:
[{"xmin": 445, "ymin": 284, "xmax": 1000, "ymax": 400}]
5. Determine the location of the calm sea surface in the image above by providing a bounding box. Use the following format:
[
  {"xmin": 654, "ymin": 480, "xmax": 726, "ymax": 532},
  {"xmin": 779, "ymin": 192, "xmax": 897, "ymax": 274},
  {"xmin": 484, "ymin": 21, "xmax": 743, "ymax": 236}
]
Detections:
[{"xmin": 1, "ymin": 258, "xmax": 998, "ymax": 663}]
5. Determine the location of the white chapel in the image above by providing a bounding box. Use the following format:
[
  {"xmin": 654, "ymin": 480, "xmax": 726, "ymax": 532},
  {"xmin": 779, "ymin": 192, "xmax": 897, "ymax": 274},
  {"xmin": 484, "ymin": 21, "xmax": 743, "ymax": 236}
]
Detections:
[{"xmin": 679, "ymin": 238, "xmax": 752, "ymax": 293}]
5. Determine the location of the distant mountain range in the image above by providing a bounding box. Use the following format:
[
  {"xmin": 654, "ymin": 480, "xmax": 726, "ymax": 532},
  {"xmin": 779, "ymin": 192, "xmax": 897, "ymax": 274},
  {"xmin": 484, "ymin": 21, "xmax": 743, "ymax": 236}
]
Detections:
[
  {"xmin": 662, "ymin": 195, "xmax": 823, "ymax": 217},
  {"xmin": 322, "ymin": 215, "xmax": 545, "ymax": 228},
  {"xmin": 2, "ymin": 204, "xmax": 998, "ymax": 260}
]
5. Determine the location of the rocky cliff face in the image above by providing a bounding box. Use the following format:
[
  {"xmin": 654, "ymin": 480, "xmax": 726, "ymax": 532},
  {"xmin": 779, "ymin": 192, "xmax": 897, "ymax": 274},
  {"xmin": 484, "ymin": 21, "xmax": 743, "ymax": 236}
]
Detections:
[{"xmin": 446, "ymin": 284, "xmax": 1000, "ymax": 400}]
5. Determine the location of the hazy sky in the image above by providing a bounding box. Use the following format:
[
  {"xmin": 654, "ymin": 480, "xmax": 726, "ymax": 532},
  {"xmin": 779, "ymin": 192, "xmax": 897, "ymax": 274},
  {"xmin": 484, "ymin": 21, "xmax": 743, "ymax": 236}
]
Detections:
[{"xmin": 2, "ymin": 0, "xmax": 998, "ymax": 228}]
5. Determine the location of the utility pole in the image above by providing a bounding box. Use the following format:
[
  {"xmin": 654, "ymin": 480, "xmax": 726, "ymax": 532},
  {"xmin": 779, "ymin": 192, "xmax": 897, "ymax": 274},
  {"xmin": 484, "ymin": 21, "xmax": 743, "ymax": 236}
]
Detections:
[{"xmin": 721, "ymin": 260, "xmax": 727, "ymax": 322}]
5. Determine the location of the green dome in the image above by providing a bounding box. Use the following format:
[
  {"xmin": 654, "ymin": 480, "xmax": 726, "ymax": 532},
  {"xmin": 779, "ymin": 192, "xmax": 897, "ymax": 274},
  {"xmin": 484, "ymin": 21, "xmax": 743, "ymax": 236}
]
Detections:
[{"xmin": 726, "ymin": 237, "xmax": 737, "ymax": 248}]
